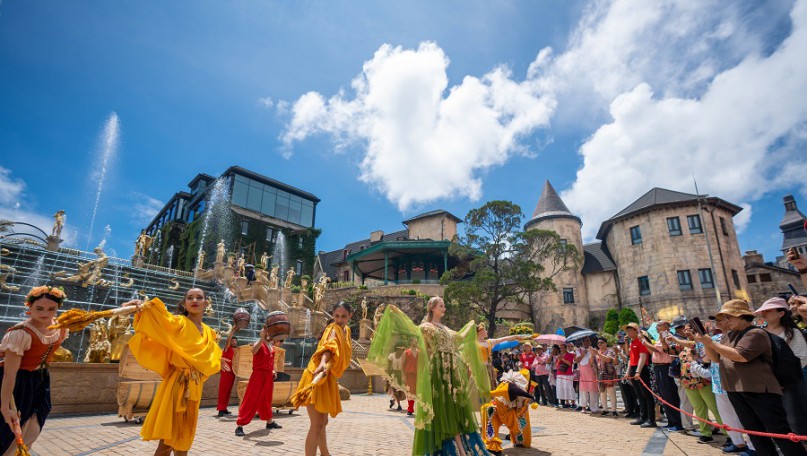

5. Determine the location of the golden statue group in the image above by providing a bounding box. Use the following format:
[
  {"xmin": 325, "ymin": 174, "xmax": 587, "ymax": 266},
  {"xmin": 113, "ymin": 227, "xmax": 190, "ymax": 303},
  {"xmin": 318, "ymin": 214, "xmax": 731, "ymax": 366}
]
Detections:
[{"xmin": 0, "ymin": 285, "xmax": 534, "ymax": 456}]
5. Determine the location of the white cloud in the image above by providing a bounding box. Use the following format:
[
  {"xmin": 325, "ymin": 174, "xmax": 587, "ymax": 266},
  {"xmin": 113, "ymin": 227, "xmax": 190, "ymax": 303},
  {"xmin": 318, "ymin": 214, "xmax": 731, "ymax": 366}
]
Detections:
[
  {"xmin": 0, "ymin": 166, "xmax": 78, "ymax": 246},
  {"xmin": 130, "ymin": 193, "xmax": 164, "ymax": 225},
  {"xmin": 279, "ymin": 42, "xmax": 556, "ymax": 211},
  {"xmin": 258, "ymin": 97, "xmax": 274, "ymax": 108},
  {"xmin": 0, "ymin": 166, "xmax": 24, "ymax": 206},
  {"xmin": 555, "ymin": 0, "xmax": 807, "ymax": 239}
]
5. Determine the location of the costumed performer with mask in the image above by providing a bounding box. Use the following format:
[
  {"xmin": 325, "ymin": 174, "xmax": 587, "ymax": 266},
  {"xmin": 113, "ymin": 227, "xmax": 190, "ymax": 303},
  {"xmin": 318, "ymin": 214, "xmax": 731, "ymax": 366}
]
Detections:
[
  {"xmin": 123, "ymin": 288, "xmax": 221, "ymax": 456},
  {"xmin": 369, "ymin": 297, "xmax": 492, "ymax": 456},
  {"xmin": 0, "ymin": 285, "xmax": 70, "ymax": 456},
  {"xmin": 480, "ymin": 369, "xmax": 535, "ymax": 455},
  {"xmin": 291, "ymin": 301, "xmax": 353, "ymax": 456}
]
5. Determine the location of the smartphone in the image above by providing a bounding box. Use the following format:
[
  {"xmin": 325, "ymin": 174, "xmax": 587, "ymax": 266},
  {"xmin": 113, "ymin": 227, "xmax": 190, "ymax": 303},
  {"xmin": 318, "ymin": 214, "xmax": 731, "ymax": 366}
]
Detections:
[{"xmin": 689, "ymin": 317, "xmax": 706, "ymax": 335}]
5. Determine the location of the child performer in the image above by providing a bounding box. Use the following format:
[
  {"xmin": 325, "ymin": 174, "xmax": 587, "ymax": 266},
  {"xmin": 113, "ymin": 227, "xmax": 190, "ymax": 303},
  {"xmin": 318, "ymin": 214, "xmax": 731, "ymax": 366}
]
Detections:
[
  {"xmin": 291, "ymin": 301, "xmax": 352, "ymax": 456},
  {"xmin": 234, "ymin": 327, "xmax": 280, "ymax": 436},
  {"xmin": 403, "ymin": 336, "xmax": 419, "ymax": 416},
  {"xmin": 0, "ymin": 285, "xmax": 69, "ymax": 455},
  {"xmin": 386, "ymin": 344, "xmax": 406, "ymax": 411},
  {"xmin": 217, "ymin": 335, "xmax": 238, "ymax": 417},
  {"xmin": 123, "ymin": 288, "xmax": 221, "ymax": 456}
]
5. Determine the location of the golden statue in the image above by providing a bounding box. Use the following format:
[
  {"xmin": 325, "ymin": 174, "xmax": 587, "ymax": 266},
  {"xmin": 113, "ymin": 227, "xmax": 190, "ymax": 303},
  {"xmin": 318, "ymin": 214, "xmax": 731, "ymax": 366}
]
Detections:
[
  {"xmin": 51, "ymin": 210, "xmax": 66, "ymax": 239},
  {"xmin": 83, "ymin": 319, "xmax": 111, "ymax": 363},
  {"xmin": 216, "ymin": 239, "xmax": 226, "ymax": 263},
  {"xmin": 107, "ymin": 314, "xmax": 132, "ymax": 362},
  {"xmin": 134, "ymin": 230, "xmax": 154, "ymax": 257},
  {"xmin": 372, "ymin": 303, "xmax": 386, "ymax": 332},
  {"xmin": 269, "ymin": 266, "xmax": 280, "ymax": 289},
  {"xmin": 119, "ymin": 272, "xmax": 134, "ymax": 288},
  {"xmin": 361, "ymin": 297, "xmax": 368, "ymax": 320},
  {"xmin": 284, "ymin": 267, "xmax": 295, "ymax": 289},
  {"xmin": 260, "ymin": 252, "xmax": 270, "ymax": 270},
  {"xmin": 237, "ymin": 254, "xmax": 246, "ymax": 277},
  {"xmin": 53, "ymin": 246, "xmax": 112, "ymax": 288},
  {"xmin": 196, "ymin": 250, "xmax": 206, "ymax": 269},
  {"xmin": 51, "ymin": 346, "xmax": 73, "ymax": 363},
  {"xmin": 168, "ymin": 278, "xmax": 180, "ymax": 290},
  {"xmin": 0, "ymin": 266, "xmax": 20, "ymax": 292}
]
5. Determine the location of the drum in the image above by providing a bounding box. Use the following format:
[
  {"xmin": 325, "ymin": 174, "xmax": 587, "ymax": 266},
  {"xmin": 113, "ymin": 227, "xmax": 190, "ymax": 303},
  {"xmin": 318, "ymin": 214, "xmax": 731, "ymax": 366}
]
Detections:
[
  {"xmin": 265, "ymin": 311, "xmax": 291, "ymax": 339},
  {"xmin": 233, "ymin": 308, "xmax": 251, "ymax": 329}
]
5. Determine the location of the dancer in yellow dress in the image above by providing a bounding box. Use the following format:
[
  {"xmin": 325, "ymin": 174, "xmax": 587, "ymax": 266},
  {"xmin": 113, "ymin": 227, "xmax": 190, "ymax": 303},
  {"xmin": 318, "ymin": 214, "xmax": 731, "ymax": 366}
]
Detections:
[
  {"xmin": 122, "ymin": 288, "xmax": 221, "ymax": 456},
  {"xmin": 480, "ymin": 369, "xmax": 535, "ymax": 455},
  {"xmin": 291, "ymin": 301, "xmax": 352, "ymax": 456}
]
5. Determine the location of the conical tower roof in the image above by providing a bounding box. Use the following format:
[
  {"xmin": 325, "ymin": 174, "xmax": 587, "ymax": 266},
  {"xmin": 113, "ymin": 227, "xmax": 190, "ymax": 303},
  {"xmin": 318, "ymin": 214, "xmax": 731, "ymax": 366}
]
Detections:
[{"xmin": 525, "ymin": 180, "xmax": 581, "ymax": 230}]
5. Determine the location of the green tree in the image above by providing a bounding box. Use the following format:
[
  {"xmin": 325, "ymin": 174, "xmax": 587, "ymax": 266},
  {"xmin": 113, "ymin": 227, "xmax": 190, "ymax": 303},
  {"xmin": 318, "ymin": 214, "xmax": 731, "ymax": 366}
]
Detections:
[
  {"xmin": 603, "ymin": 308, "xmax": 620, "ymax": 334},
  {"xmin": 618, "ymin": 307, "xmax": 640, "ymax": 328},
  {"xmin": 441, "ymin": 200, "xmax": 580, "ymax": 336}
]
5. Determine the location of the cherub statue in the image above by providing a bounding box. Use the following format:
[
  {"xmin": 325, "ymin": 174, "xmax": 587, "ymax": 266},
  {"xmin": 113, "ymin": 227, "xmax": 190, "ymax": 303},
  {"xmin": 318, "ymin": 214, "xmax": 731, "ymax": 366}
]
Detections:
[
  {"xmin": 51, "ymin": 210, "xmax": 65, "ymax": 238},
  {"xmin": 361, "ymin": 297, "xmax": 368, "ymax": 320},
  {"xmin": 260, "ymin": 252, "xmax": 270, "ymax": 270},
  {"xmin": 107, "ymin": 314, "xmax": 132, "ymax": 361},
  {"xmin": 216, "ymin": 239, "xmax": 226, "ymax": 263},
  {"xmin": 284, "ymin": 267, "xmax": 295, "ymax": 288},
  {"xmin": 269, "ymin": 265, "xmax": 279, "ymax": 289}
]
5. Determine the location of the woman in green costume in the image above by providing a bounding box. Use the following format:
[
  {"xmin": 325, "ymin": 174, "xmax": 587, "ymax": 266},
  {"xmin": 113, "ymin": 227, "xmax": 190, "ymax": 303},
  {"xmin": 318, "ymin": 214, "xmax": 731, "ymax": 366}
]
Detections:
[{"xmin": 369, "ymin": 297, "xmax": 491, "ymax": 456}]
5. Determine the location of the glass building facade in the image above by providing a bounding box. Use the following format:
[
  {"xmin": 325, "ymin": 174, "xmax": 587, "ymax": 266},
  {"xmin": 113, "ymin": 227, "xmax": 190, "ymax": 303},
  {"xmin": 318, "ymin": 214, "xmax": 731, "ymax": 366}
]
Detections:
[{"xmin": 230, "ymin": 173, "xmax": 315, "ymax": 228}]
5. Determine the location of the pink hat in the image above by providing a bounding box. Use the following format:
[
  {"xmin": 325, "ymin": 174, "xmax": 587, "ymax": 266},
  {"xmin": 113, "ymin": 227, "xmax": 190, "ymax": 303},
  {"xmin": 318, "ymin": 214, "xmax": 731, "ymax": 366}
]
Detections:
[{"xmin": 753, "ymin": 297, "xmax": 788, "ymax": 315}]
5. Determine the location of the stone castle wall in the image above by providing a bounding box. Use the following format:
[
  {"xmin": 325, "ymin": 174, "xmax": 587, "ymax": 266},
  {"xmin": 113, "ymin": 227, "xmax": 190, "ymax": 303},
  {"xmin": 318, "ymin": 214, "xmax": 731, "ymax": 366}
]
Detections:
[
  {"xmin": 606, "ymin": 204, "xmax": 748, "ymax": 321},
  {"xmin": 406, "ymin": 216, "xmax": 458, "ymax": 241}
]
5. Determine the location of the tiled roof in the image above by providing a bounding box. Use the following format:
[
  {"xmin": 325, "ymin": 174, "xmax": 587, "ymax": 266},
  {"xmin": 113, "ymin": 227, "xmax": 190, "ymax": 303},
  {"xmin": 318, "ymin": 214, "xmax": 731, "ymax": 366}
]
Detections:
[
  {"xmin": 581, "ymin": 242, "xmax": 617, "ymax": 275},
  {"xmin": 596, "ymin": 187, "xmax": 742, "ymax": 240},
  {"xmin": 525, "ymin": 181, "xmax": 581, "ymax": 229},
  {"xmin": 403, "ymin": 210, "xmax": 462, "ymax": 225},
  {"xmin": 317, "ymin": 229, "xmax": 410, "ymax": 278}
]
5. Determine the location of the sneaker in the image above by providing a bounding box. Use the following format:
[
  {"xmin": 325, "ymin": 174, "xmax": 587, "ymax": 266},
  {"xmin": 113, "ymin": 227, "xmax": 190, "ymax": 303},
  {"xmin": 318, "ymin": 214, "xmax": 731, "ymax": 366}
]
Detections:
[
  {"xmin": 600, "ymin": 411, "xmax": 609, "ymax": 416},
  {"xmin": 722, "ymin": 444, "xmax": 748, "ymax": 453},
  {"xmin": 389, "ymin": 400, "xmax": 394, "ymax": 409},
  {"xmin": 687, "ymin": 430, "xmax": 703, "ymax": 437},
  {"xmin": 625, "ymin": 413, "xmax": 639, "ymax": 419},
  {"xmin": 630, "ymin": 419, "xmax": 646, "ymax": 426},
  {"xmin": 575, "ymin": 406, "xmax": 583, "ymax": 411},
  {"xmin": 235, "ymin": 426, "xmax": 245, "ymax": 437},
  {"xmin": 611, "ymin": 411, "xmax": 618, "ymax": 417},
  {"xmin": 217, "ymin": 410, "xmax": 231, "ymax": 417},
  {"xmin": 738, "ymin": 450, "xmax": 757, "ymax": 456},
  {"xmin": 266, "ymin": 422, "xmax": 282, "ymax": 430},
  {"xmin": 698, "ymin": 436, "xmax": 714, "ymax": 444},
  {"xmin": 664, "ymin": 425, "xmax": 684, "ymax": 431},
  {"xmin": 407, "ymin": 411, "xmax": 413, "ymax": 416},
  {"xmin": 640, "ymin": 422, "xmax": 658, "ymax": 428},
  {"xmin": 397, "ymin": 404, "xmax": 403, "ymax": 411}
]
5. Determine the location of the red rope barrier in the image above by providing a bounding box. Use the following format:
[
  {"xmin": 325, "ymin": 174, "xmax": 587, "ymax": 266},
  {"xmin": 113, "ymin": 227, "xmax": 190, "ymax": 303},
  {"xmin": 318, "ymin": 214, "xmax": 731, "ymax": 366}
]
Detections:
[{"xmin": 566, "ymin": 375, "xmax": 807, "ymax": 442}]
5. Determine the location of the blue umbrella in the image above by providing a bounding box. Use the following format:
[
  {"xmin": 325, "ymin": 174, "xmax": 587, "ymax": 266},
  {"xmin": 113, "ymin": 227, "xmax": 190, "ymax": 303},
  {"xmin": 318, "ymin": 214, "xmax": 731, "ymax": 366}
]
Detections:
[
  {"xmin": 556, "ymin": 327, "xmax": 565, "ymax": 336},
  {"xmin": 492, "ymin": 340, "xmax": 520, "ymax": 351}
]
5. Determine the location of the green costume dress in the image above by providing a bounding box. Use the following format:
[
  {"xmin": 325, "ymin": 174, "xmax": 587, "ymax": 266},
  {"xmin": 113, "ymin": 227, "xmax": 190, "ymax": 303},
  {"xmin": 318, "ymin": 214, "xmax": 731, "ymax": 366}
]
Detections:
[{"xmin": 368, "ymin": 306, "xmax": 491, "ymax": 456}]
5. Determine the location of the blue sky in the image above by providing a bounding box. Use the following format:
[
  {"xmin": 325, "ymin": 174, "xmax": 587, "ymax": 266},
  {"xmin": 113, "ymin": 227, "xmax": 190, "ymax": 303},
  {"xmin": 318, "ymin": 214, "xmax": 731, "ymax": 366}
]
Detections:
[{"xmin": 0, "ymin": 0, "xmax": 805, "ymax": 264}]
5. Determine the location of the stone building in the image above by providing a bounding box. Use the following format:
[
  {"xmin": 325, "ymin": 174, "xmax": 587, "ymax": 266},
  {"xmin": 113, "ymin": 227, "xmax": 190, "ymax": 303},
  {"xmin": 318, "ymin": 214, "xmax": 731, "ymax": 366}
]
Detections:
[
  {"xmin": 743, "ymin": 250, "xmax": 803, "ymax": 305},
  {"xmin": 527, "ymin": 182, "xmax": 747, "ymax": 332}
]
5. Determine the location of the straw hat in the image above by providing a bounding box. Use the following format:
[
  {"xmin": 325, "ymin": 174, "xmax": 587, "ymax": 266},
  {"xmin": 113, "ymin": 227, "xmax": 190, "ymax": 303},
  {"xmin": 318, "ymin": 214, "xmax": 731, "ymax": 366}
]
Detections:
[
  {"xmin": 715, "ymin": 299, "xmax": 755, "ymax": 318},
  {"xmin": 621, "ymin": 322, "xmax": 640, "ymax": 331}
]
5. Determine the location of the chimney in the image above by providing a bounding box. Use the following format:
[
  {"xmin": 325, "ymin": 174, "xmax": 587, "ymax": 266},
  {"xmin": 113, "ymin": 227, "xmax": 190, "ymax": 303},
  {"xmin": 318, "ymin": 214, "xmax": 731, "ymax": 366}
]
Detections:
[
  {"xmin": 743, "ymin": 250, "xmax": 764, "ymax": 268},
  {"xmin": 784, "ymin": 195, "xmax": 797, "ymax": 212},
  {"xmin": 370, "ymin": 230, "xmax": 384, "ymax": 243}
]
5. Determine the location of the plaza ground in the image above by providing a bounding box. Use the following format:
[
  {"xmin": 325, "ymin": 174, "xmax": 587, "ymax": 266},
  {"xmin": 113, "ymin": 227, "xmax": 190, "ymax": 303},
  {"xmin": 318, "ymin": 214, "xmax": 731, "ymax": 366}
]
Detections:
[{"xmin": 33, "ymin": 394, "xmax": 729, "ymax": 455}]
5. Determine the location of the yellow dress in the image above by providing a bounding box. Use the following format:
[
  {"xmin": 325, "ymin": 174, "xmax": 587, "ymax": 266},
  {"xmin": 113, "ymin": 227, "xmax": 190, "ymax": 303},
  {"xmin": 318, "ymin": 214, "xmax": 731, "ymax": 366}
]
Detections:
[
  {"xmin": 291, "ymin": 323, "xmax": 352, "ymax": 417},
  {"xmin": 128, "ymin": 298, "xmax": 221, "ymax": 451}
]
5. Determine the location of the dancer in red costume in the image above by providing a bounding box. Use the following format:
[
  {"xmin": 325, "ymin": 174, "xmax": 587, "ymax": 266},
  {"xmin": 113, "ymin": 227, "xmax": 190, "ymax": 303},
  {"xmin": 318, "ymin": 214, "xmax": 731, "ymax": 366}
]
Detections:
[
  {"xmin": 217, "ymin": 335, "xmax": 238, "ymax": 417},
  {"xmin": 234, "ymin": 328, "xmax": 280, "ymax": 436},
  {"xmin": 402, "ymin": 336, "xmax": 419, "ymax": 416}
]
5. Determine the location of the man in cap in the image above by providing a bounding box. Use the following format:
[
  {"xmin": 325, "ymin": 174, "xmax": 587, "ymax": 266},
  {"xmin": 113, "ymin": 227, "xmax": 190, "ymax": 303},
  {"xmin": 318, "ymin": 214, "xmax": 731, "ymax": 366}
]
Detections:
[
  {"xmin": 641, "ymin": 319, "xmax": 684, "ymax": 431},
  {"xmin": 695, "ymin": 300, "xmax": 806, "ymax": 456},
  {"xmin": 622, "ymin": 322, "xmax": 656, "ymax": 428},
  {"xmin": 662, "ymin": 315, "xmax": 695, "ymax": 431}
]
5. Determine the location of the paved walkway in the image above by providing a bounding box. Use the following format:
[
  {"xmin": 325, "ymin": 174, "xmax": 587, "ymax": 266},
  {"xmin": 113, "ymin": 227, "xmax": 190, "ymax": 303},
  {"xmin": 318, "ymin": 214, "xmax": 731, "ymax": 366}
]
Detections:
[{"xmin": 33, "ymin": 395, "xmax": 729, "ymax": 455}]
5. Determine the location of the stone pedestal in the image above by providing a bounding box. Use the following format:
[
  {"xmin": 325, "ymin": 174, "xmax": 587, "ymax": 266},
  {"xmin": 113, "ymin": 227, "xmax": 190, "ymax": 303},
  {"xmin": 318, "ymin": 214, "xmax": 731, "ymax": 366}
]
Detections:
[
  {"xmin": 45, "ymin": 235, "xmax": 62, "ymax": 252},
  {"xmin": 359, "ymin": 318, "xmax": 372, "ymax": 343},
  {"xmin": 288, "ymin": 307, "xmax": 311, "ymax": 338}
]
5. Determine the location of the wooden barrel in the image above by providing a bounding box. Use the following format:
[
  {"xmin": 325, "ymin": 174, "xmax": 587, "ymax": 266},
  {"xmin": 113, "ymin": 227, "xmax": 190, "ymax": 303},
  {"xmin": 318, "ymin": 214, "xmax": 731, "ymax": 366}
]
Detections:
[
  {"xmin": 233, "ymin": 308, "xmax": 251, "ymax": 329},
  {"xmin": 264, "ymin": 311, "xmax": 290, "ymax": 339},
  {"xmin": 118, "ymin": 346, "xmax": 161, "ymax": 381},
  {"xmin": 233, "ymin": 345, "xmax": 286, "ymax": 379},
  {"xmin": 117, "ymin": 380, "xmax": 159, "ymax": 420}
]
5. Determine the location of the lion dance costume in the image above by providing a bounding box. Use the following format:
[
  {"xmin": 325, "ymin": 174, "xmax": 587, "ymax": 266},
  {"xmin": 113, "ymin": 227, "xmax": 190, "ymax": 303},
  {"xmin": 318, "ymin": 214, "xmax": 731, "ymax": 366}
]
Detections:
[{"xmin": 480, "ymin": 370, "xmax": 535, "ymax": 455}]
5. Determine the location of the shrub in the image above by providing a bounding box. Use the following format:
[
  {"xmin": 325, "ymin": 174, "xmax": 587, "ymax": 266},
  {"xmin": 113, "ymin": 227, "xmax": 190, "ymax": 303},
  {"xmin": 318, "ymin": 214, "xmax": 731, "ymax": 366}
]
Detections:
[
  {"xmin": 618, "ymin": 307, "xmax": 640, "ymax": 328},
  {"xmin": 603, "ymin": 308, "xmax": 620, "ymax": 335},
  {"xmin": 408, "ymin": 289, "xmax": 417, "ymax": 295},
  {"xmin": 358, "ymin": 285, "xmax": 368, "ymax": 290},
  {"xmin": 411, "ymin": 279, "xmax": 421, "ymax": 284},
  {"xmin": 301, "ymin": 274, "xmax": 311, "ymax": 282},
  {"xmin": 291, "ymin": 285, "xmax": 301, "ymax": 294}
]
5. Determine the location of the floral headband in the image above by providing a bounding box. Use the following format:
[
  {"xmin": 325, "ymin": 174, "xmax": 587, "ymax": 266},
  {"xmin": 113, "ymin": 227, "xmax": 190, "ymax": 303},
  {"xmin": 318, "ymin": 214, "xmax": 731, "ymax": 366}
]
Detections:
[{"xmin": 25, "ymin": 285, "xmax": 67, "ymax": 306}]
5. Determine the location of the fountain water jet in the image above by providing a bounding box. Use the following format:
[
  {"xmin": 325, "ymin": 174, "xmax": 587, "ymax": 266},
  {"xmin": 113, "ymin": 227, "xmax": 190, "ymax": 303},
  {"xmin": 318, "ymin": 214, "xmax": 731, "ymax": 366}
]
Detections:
[
  {"xmin": 192, "ymin": 176, "xmax": 231, "ymax": 287},
  {"xmin": 86, "ymin": 113, "xmax": 120, "ymax": 250}
]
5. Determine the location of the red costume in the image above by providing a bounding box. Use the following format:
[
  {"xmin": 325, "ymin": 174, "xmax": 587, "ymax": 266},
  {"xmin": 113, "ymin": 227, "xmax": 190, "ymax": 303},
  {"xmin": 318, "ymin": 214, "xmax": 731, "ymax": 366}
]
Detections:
[
  {"xmin": 403, "ymin": 347, "xmax": 418, "ymax": 414},
  {"xmin": 217, "ymin": 344, "xmax": 236, "ymax": 412},
  {"xmin": 236, "ymin": 342, "xmax": 275, "ymax": 426}
]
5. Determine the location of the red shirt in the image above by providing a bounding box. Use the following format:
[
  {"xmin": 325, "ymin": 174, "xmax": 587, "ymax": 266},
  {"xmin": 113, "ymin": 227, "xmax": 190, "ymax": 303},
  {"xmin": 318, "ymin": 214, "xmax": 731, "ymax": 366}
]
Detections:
[
  {"xmin": 221, "ymin": 345, "xmax": 234, "ymax": 372},
  {"xmin": 629, "ymin": 338, "xmax": 649, "ymax": 367},
  {"xmin": 252, "ymin": 343, "xmax": 275, "ymax": 371},
  {"xmin": 520, "ymin": 352, "xmax": 536, "ymax": 370},
  {"xmin": 556, "ymin": 352, "xmax": 574, "ymax": 375}
]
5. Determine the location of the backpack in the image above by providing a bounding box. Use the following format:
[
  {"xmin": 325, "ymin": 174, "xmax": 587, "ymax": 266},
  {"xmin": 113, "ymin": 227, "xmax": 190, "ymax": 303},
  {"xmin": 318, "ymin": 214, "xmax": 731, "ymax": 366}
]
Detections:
[{"xmin": 740, "ymin": 327, "xmax": 804, "ymax": 387}]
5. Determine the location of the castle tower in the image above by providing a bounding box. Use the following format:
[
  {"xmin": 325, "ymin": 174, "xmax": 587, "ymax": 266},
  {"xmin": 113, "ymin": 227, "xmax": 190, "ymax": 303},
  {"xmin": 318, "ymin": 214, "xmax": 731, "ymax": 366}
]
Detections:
[{"xmin": 525, "ymin": 181, "xmax": 590, "ymax": 332}]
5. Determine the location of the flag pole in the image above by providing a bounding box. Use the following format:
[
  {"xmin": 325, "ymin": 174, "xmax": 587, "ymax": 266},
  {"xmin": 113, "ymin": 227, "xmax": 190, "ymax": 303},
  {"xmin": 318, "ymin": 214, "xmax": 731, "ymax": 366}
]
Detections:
[{"xmin": 693, "ymin": 176, "xmax": 722, "ymax": 310}]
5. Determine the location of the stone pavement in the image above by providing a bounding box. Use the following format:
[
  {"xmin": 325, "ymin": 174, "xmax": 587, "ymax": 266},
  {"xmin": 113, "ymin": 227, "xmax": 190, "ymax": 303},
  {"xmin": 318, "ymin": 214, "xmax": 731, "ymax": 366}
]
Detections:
[{"xmin": 33, "ymin": 395, "xmax": 730, "ymax": 455}]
